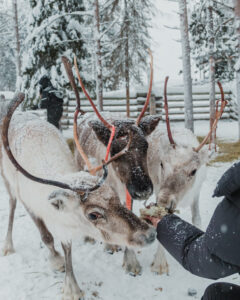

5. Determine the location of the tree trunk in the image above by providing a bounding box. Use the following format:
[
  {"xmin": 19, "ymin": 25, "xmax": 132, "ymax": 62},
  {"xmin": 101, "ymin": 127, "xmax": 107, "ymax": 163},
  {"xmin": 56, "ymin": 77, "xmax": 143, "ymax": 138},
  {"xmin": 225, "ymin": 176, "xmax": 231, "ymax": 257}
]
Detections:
[
  {"xmin": 178, "ymin": 0, "xmax": 194, "ymax": 132},
  {"xmin": 207, "ymin": 4, "xmax": 216, "ymax": 135},
  {"xmin": 12, "ymin": 0, "xmax": 21, "ymax": 78},
  {"xmin": 94, "ymin": 0, "xmax": 103, "ymax": 111},
  {"xmin": 124, "ymin": 0, "xmax": 130, "ymax": 117},
  {"xmin": 234, "ymin": 0, "xmax": 240, "ymax": 140}
]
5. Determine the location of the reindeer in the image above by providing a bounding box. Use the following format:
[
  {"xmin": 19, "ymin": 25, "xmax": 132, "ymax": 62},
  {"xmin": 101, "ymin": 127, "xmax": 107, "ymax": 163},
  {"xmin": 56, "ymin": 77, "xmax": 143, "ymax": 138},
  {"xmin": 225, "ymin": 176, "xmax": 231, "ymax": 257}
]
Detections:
[
  {"xmin": 0, "ymin": 93, "xmax": 156, "ymax": 299},
  {"xmin": 65, "ymin": 52, "xmax": 160, "ymax": 276},
  {"xmin": 147, "ymin": 77, "xmax": 228, "ymax": 275}
]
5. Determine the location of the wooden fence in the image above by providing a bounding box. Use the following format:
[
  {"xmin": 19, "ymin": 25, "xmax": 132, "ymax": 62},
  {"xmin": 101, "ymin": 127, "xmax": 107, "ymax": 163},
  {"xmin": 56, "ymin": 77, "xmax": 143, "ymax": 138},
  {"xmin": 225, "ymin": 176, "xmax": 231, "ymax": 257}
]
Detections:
[
  {"xmin": 0, "ymin": 87, "xmax": 236, "ymax": 130},
  {"xmin": 61, "ymin": 85, "xmax": 236, "ymax": 129}
]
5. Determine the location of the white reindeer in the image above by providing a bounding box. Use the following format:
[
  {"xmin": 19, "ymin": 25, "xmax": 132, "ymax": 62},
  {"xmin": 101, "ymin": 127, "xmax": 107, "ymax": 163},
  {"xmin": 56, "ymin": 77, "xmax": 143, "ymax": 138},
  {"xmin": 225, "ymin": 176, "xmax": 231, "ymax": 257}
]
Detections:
[
  {"xmin": 0, "ymin": 93, "xmax": 156, "ymax": 299},
  {"xmin": 147, "ymin": 77, "xmax": 227, "ymax": 275}
]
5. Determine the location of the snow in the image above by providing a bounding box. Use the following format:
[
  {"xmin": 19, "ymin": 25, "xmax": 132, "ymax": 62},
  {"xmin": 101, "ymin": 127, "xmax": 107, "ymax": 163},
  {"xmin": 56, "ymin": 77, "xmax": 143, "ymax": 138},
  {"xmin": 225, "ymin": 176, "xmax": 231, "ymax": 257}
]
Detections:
[{"xmin": 0, "ymin": 118, "xmax": 239, "ymax": 299}]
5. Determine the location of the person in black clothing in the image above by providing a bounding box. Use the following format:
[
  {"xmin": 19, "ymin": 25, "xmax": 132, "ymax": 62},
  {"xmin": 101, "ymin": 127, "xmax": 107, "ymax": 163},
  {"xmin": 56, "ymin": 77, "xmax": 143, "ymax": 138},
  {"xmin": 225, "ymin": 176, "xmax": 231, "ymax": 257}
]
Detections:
[
  {"xmin": 147, "ymin": 161, "xmax": 240, "ymax": 300},
  {"xmin": 38, "ymin": 75, "xmax": 63, "ymax": 129}
]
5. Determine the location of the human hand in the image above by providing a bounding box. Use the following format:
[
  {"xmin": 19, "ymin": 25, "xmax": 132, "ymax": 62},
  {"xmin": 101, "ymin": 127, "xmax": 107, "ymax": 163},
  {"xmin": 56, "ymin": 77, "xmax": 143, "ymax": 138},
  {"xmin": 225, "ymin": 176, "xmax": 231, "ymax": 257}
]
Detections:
[{"xmin": 144, "ymin": 216, "xmax": 162, "ymax": 228}]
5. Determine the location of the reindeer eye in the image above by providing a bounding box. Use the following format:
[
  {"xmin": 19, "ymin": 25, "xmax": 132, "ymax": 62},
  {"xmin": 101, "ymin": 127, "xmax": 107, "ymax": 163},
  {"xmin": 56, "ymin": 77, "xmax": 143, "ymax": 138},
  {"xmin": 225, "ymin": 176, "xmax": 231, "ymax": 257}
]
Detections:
[
  {"xmin": 88, "ymin": 212, "xmax": 103, "ymax": 221},
  {"xmin": 190, "ymin": 169, "xmax": 197, "ymax": 177}
]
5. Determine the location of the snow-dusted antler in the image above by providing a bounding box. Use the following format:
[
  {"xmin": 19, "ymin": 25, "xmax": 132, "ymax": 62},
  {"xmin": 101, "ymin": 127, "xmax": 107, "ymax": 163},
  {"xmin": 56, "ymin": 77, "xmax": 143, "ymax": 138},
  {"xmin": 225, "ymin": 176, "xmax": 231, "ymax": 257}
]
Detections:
[
  {"xmin": 164, "ymin": 76, "xmax": 176, "ymax": 148},
  {"xmin": 136, "ymin": 49, "xmax": 153, "ymax": 126},
  {"xmin": 2, "ymin": 93, "xmax": 108, "ymax": 193}
]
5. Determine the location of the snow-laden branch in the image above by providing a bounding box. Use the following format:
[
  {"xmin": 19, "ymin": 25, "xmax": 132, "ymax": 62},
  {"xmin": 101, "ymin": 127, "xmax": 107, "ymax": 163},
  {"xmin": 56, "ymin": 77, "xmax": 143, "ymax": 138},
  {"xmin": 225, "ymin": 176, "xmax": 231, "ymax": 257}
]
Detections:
[
  {"xmin": 214, "ymin": 17, "xmax": 234, "ymax": 35},
  {"xmin": 99, "ymin": 17, "xmax": 118, "ymax": 40},
  {"xmin": 212, "ymin": 0, "xmax": 234, "ymax": 12},
  {"xmin": 164, "ymin": 24, "xmax": 179, "ymax": 30},
  {"xmin": 25, "ymin": 11, "xmax": 93, "ymax": 44}
]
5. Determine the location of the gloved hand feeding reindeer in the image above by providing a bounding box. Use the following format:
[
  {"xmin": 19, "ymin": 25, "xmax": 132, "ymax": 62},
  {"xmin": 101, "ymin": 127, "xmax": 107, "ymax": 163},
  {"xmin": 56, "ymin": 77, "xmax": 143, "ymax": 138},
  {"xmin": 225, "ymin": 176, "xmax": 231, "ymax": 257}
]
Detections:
[{"xmin": 146, "ymin": 161, "xmax": 240, "ymax": 300}]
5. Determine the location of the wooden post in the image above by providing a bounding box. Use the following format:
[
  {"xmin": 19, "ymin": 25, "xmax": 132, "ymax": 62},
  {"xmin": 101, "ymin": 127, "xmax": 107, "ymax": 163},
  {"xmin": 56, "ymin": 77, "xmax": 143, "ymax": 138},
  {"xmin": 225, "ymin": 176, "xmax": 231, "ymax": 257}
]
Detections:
[{"xmin": 150, "ymin": 94, "xmax": 156, "ymax": 115}]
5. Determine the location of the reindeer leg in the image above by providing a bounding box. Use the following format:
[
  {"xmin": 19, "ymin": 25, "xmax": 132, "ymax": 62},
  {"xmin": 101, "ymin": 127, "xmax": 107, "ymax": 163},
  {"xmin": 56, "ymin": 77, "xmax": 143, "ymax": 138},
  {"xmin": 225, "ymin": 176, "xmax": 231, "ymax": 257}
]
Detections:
[
  {"xmin": 123, "ymin": 247, "xmax": 142, "ymax": 276},
  {"xmin": 61, "ymin": 242, "xmax": 84, "ymax": 300},
  {"xmin": 191, "ymin": 194, "xmax": 201, "ymax": 228},
  {"xmin": 2, "ymin": 195, "xmax": 16, "ymax": 256},
  {"xmin": 27, "ymin": 210, "xmax": 65, "ymax": 272},
  {"xmin": 151, "ymin": 243, "xmax": 169, "ymax": 275}
]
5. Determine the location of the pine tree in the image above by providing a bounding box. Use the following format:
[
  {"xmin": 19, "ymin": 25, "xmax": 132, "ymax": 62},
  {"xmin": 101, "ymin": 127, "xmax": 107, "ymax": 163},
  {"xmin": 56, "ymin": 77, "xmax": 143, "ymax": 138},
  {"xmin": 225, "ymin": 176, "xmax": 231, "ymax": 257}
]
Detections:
[
  {"xmin": 0, "ymin": 0, "xmax": 27, "ymax": 91},
  {"xmin": 189, "ymin": 0, "xmax": 235, "ymax": 81},
  {"xmin": 22, "ymin": 0, "xmax": 90, "ymax": 102},
  {"xmin": 103, "ymin": 0, "xmax": 153, "ymax": 116},
  {"xmin": 0, "ymin": 7, "xmax": 16, "ymax": 90}
]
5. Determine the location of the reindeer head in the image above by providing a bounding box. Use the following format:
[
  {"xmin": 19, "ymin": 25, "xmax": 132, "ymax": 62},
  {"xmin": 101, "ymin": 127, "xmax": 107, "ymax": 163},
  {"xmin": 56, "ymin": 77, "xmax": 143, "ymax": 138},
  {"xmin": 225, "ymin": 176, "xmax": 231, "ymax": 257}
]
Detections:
[
  {"xmin": 48, "ymin": 172, "xmax": 156, "ymax": 247},
  {"xmin": 71, "ymin": 50, "xmax": 160, "ymax": 200},
  {"xmin": 89, "ymin": 116, "xmax": 160, "ymax": 200},
  {"xmin": 156, "ymin": 139, "xmax": 208, "ymax": 210},
  {"xmin": 157, "ymin": 77, "xmax": 227, "ymax": 211}
]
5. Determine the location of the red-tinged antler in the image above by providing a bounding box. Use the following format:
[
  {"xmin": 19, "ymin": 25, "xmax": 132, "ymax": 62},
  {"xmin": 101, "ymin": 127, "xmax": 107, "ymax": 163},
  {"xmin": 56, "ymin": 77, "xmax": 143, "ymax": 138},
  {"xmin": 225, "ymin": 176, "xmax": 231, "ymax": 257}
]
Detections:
[
  {"xmin": 164, "ymin": 76, "xmax": 176, "ymax": 148},
  {"xmin": 209, "ymin": 81, "xmax": 227, "ymax": 151},
  {"xmin": 136, "ymin": 49, "xmax": 153, "ymax": 126},
  {"xmin": 62, "ymin": 56, "xmax": 85, "ymax": 114},
  {"xmin": 62, "ymin": 56, "xmax": 95, "ymax": 174},
  {"xmin": 73, "ymin": 55, "xmax": 112, "ymax": 130},
  {"xmin": 217, "ymin": 81, "xmax": 225, "ymax": 103},
  {"xmin": 194, "ymin": 94, "xmax": 228, "ymax": 153},
  {"xmin": 69, "ymin": 56, "xmax": 132, "ymax": 176}
]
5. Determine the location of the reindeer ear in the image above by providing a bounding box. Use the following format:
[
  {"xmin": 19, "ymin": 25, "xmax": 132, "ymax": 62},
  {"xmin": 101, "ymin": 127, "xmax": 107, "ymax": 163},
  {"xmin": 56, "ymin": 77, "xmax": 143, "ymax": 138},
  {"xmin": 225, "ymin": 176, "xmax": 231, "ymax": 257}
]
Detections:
[
  {"xmin": 138, "ymin": 116, "xmax": 161, "ymax": 136},
  {"xmin": 89, "ymin": 120, "xmax": 111, "ymax": 146},
  {"xmin": 48, "ymin": 190, "xmax": 78, "ymax": 211}
]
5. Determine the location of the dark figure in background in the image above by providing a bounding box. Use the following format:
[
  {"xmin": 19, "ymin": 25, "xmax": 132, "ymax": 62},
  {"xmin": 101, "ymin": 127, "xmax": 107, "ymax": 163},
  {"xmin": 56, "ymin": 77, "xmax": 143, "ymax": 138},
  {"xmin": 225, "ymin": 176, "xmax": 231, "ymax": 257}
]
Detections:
[
  {"xmin": 148, "ymin": 161, "xmax": 240, "ymax": 300},
  {"xmin": 39, "ymin": 75, "xmax": 63, "ymax": 129}
]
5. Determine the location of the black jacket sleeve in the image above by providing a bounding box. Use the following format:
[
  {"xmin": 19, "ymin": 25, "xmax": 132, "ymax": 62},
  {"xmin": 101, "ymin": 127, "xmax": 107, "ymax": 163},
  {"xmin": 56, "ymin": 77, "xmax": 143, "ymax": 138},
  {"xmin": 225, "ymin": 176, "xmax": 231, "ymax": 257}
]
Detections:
[{"xmin": 157, "ymin": 198, "xmax": 240, "ymax": 280}]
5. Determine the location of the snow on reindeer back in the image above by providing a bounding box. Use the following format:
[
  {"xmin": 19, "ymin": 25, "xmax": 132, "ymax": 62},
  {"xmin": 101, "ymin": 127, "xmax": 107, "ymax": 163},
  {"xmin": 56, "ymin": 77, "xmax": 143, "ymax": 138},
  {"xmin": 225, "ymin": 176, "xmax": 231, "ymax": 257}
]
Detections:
[{"xmin": 8, "ymin": 112, "xmax": 76, "ymax": 178}]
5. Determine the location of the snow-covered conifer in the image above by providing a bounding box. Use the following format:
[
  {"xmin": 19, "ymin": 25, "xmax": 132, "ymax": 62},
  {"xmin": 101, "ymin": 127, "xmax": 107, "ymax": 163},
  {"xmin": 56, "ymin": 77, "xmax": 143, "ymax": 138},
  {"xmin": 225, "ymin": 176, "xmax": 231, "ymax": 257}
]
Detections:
[{"xmin": 22, "ymin": 0, "xmax": 90, "ymax": 102}]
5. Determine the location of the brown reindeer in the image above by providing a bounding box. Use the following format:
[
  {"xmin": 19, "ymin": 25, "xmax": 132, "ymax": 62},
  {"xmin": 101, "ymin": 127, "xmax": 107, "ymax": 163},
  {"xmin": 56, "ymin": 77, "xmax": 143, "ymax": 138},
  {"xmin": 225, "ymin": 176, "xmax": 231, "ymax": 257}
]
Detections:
[{"xmin": 63, "ymin": 52, "xmax": 159, "ymax": 276}]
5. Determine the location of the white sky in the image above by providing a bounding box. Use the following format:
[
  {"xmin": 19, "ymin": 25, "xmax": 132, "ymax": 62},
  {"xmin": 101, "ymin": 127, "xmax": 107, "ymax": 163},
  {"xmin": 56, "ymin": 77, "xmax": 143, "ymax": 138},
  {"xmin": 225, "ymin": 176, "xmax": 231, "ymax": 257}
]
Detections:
[{"xmin": 150, "ymin": 0, "xmax": 183, "ymax": 85}]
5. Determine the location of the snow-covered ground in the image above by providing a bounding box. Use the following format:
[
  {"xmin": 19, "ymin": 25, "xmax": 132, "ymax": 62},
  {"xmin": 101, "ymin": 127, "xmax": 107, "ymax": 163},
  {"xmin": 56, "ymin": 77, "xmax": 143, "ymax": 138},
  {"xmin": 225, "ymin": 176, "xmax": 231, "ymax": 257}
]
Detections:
[{"xmin": 0, "ymin": 140, "xmax": 239, "ymax": 299}]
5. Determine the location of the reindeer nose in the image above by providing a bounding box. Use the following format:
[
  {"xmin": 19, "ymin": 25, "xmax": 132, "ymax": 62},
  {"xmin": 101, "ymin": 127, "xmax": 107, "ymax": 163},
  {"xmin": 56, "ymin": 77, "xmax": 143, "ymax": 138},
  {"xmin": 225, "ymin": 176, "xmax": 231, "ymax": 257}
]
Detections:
[
  {"xmin": 134, "ymin": 186, "xmax": 153, "ymax": 200},
  {"xmin": 127, "ymin": 183, "xmax": 153, "ymax": 200}
]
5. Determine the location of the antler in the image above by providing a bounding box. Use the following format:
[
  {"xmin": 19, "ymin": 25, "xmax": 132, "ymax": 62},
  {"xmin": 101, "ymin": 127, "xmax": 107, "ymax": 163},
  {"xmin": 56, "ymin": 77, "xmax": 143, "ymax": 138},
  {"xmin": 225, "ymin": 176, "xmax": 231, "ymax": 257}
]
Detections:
[
  {"xmin": 194, "ymin": 89, "xmax": 228, "ymax": 152},
  {"xmin": 136, "ymin": 49, "xmax": 153, "ymax": 126},
  {"xmin": 89, "ymin": 131, "xmax": 133, "ymax": 174},
  {"xmin": 73, "ymin": 55, "xmax": 112, "ymax": 130},
  {"xmin": 2, "ymin": 93, "xmax": 108, "ymax": 193},
  {"xmin": 164, "ymin": 76, "xmax": 176, "ymax": 148},
  {"xmin": 62, "ymin": 56, "xmax": 85, "ymax": 114},
  {"xmin": 209, "ymin": 81, "xmax": 227, "ymax": 151},
  {"xmin": 62, "ymin": 56, "xmax": 95, "ymax": 173},
  {"xmin": 72, "ymin": 100, "xmax": 132, "ymax": 176}
]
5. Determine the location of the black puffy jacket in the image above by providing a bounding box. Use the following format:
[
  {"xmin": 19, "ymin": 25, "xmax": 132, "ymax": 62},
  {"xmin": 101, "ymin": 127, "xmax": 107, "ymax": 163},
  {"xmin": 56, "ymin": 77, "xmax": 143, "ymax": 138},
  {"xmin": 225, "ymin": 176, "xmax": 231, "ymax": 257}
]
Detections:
[{"xmin": 157, "ymin": 161, "xmax": 240, "ymax": 280}]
